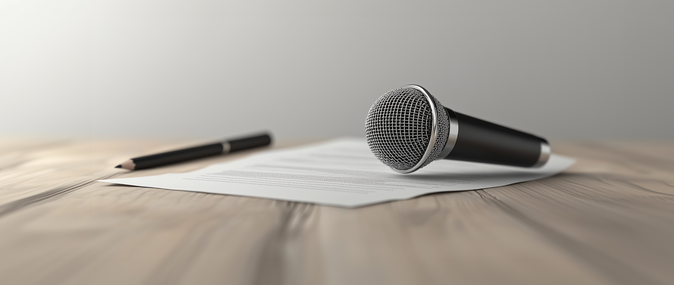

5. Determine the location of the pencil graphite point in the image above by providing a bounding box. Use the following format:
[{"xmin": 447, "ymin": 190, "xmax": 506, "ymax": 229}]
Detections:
[
  {"xmin": 115, "ymin": 165, "xmax": 121, "ymax": 168},
  {"xmin": 118, "ymin": 160, "xmax": 137, "ymax": 170}
]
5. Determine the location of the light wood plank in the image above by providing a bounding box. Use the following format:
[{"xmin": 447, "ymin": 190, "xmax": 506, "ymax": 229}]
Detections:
[{"xmin": 0, "ymin": 138, "xmax": 672, "ymax": 285}]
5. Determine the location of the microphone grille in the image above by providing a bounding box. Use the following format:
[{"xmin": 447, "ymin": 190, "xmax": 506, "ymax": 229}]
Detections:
[{"xmin": 365, "ymin": 86, "xmax": 449, "ymax": 172}]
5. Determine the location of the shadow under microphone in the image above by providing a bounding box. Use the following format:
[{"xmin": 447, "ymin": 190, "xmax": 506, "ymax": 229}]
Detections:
[{"xmin": 365, "ymin": 84, "xmax": 550, "ymax": 174}]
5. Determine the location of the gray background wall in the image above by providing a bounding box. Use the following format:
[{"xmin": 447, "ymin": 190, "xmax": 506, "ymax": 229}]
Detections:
[{"xmin": 1, "ymin": 0, "xmax": 672, "ymax": 140}]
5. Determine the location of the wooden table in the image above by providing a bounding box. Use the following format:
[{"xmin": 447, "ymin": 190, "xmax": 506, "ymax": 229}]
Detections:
[{"xmin": 0, "ymin": 138, "xmax": 673, "ymax": 285}]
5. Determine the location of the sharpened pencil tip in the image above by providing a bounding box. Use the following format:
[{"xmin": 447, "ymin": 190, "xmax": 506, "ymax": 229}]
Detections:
[{"xmin": 115, "ymin": 165, "xmax": 121, "ymax": 168}]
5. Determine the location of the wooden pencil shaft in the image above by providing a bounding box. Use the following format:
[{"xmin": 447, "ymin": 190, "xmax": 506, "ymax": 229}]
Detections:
[
  {"xmin": 128, "ymin": 133, "xmax": 272, "ymax": 170},
  {"xmin": 227, "ymin": 133, "xmax": 273, "ymax": 153},
  {"xmin": 132, "ymin": 143, "xmax": 223, "ymax": 170}
]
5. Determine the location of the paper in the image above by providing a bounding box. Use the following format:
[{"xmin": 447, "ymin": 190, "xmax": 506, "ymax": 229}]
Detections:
[{"xmin": 99, "ymin": 138, "xmax": 575, "ymax": 207}]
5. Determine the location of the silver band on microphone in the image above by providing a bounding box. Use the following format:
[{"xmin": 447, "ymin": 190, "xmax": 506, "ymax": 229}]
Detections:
[{"xmin": 438, "ymin": 108, "xmax": 459, "ymax": 160}]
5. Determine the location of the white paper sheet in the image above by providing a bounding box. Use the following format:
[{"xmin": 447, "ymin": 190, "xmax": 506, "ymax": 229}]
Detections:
[{"xmin": 99, "ymin": 138, "xmax": 575, "ymax": 207}]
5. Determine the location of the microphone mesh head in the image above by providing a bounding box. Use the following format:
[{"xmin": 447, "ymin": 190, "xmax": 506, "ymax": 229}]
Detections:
[{"xmin": 365, "ymin": 86, "xmax": 449, "ymax": 172}]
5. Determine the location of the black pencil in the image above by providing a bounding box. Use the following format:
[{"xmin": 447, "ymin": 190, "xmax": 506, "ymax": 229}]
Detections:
[{"xmin": 115, "ymin": 132, "xmax": 272, "ymax": 170}]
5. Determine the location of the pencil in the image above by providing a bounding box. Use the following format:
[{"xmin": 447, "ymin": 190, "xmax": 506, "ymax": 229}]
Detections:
[{"xmin": 115, "ymin": 132, "xmax": 272, "ymax": 170}]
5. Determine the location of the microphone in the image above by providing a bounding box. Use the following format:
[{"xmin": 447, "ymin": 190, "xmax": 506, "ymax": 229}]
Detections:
[{"xmin": 365, "ymin": 84, "xmax": 550, "ymax": 174}]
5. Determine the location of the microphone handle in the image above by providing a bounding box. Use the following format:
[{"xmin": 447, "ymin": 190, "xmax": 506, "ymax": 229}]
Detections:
[{"xmin": 442, "ymin": 108, "xmax": 550, "ymax": 167}]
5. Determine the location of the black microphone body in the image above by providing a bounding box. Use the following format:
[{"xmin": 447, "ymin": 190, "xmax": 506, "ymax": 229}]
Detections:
[{"xmin": 444, "ymin": 110, "xmax": 547, "ymax": 167}]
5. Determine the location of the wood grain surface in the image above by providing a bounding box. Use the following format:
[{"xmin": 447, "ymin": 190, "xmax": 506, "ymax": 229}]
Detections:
[{"xmin": 0, "ymin": 138, "xmax": 673, "ymax": 285}]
